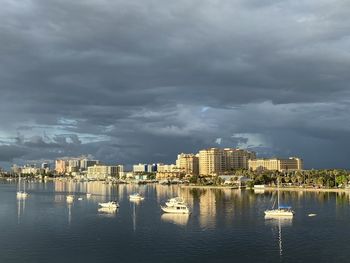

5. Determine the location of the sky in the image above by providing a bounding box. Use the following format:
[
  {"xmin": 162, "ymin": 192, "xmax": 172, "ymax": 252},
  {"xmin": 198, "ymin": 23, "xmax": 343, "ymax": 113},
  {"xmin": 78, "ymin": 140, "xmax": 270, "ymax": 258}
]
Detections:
[{"xmin": 0, "ymin": 0, "xmax": 349, "ymax": 170}]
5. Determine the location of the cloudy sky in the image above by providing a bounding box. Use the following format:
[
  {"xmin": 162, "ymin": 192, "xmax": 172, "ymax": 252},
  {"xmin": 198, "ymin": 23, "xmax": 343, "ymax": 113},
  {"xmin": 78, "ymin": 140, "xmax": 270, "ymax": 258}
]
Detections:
[{"xmin": 0, "ymin": 0, "xmax": 349, "ymax": 169}]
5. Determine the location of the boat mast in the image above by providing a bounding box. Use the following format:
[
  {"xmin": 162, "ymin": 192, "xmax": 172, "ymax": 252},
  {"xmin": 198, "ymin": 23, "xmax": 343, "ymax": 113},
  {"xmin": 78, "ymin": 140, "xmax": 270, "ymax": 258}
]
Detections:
[
  {"xmin": 277, "ymin": 176, "xmax": 280, "ymax": 209},
  {"xmin": 18, "ymin": 173, "xmax": 21, "ymax": 192}
]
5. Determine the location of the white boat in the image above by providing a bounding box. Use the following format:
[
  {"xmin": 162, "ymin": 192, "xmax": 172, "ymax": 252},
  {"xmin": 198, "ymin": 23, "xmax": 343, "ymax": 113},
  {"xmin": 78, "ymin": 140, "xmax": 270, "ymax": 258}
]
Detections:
[
  {"xmin": 16, "ymin": 191, "xmax": 29, "ymax": 199},
  {"xmin": 98, "ymin": 201, "xmax": 119, "ymax": 209},
  {"xmin": 165, "ymin": 197, "xmax": 185, "ymax": 207},
  {"xmin": 265, "ymin": 207, "xmax": 294, "ymax": 217},
  {"xmin": 129, "ymin": 193, "xmax": 144, "ymax": 200},
  {"xmin": 17, "ymin": 174, "xmax": 28, "ymax": 199},
  {"xmin": 161, "ymin": 203, "xmax": 190, "ymax": 214},
  {"xmin": 86, "ymin": 193, "xmax": 92, "ymax": 198},
  {"xmin": 265, "ymin": 178, "xmax": 294, "ymax": 217},
  {"xmin": 66, "ymin": 195, "xmax": 74, "ymax": 203}
]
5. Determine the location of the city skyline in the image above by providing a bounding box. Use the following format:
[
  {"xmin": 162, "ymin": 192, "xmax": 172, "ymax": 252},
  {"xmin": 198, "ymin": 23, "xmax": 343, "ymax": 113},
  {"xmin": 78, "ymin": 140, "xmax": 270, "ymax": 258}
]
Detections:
[{"xmin": 1, "ymin": 0, "xmax": 350, "ymax": 170}]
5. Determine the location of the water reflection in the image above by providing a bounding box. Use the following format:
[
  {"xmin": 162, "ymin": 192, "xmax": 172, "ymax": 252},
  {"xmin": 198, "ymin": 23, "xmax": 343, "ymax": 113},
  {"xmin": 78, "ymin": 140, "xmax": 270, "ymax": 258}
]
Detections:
[
  {"xmin": 264, "ymin": 216, "xmax": 293, "ymax": 227},
  {"xmin": 98, "ymin": 207, "xmax": 117, "ymax": 217},
  {"xmin": 254, "ymin": 189, "xmax": 265, "ymax": 194},
  {"xmin": 67, "ymin": 203, "xmax": 72, "ymax": 225},
  {"xmin": 161, "ymin": 214, "xmax": 189, "ymax": 226},
  {"xmin": 265, "ymin": 216, "xmax": 292, "ymax": 257},
  {"xmin": 132, "ymin": 201, "xmax": 137, "ymax": 232},
  {"xmin": 17, "ymin": 197, "xmax": 26, "ymax": 224}
]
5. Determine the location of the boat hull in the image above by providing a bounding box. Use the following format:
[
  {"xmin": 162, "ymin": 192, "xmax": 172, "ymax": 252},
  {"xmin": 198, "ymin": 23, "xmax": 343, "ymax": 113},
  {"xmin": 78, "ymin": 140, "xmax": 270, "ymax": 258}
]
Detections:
[
  {"xmin": 16, "ymin": 192, "xmax": 29, "ymax": 198},
  {"xmin": 264, "ymin": 209, "xmax": 294, "ymax": 217},
  {"xmin": 161, "ymin": 206, "xmax": 190, "ymax": 214},
  {"xmin": 99, "ymin": 202, "xmax": 119, "ymax": 209},
  {"xmin": 129, "ymin": 196, "xmax": 144, "ymax": 201}
]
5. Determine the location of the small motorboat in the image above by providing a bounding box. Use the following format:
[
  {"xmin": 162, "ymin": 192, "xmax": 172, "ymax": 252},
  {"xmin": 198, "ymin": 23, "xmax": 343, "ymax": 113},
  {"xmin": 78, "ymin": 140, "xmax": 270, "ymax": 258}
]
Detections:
[
  {"xmin": 16, "ymin": 191, "xmax": 29, "ymax": 199},
  {"xmin": 98, "ymin": 201, "xmax": 119, "ymax": 209},
  {"xmin": 66, "ymin": 195, "xmax": 74, "ymax": 203},
  {"xmin": 129, "ymin": 193, "xmax": 145, "ymax": 201},
  {"xmin": 86, "ymin": 193, "xmax": 92, "ymax": 198},
  {"xmin": 165, "ymin": 197, "xmax": 185, "ymax": 207},
  {"xmin": 161, "ymin": 203, "xmax": 190, "ymax": 214}
]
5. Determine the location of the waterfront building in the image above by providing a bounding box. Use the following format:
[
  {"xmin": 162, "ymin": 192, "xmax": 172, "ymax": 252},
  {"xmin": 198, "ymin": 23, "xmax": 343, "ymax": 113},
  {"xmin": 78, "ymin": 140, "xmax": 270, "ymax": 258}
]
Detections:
[
  {"xmin": 56, "ymin": 157, "xmax": 100, "ymax": 174},
  {"xmin": 68, "ymin": 159, "xmax": 80, "ymax": 173},
  {"xmin": 87, "ymin": 164, "xmax": 124, "ymax": 180},
  {"xmin": 41, "ymin": 163, "xmax": 49, "ymax": 169},
  {"xmin": 199, "ymin": 148, "xmax": 256, "ymax": 176},
  {"xmin": 55, "ymin": 159, "xmax": 68, "ymax": 174},
  {"xmin": 248, "ymin": 157, "xmax": 303, "ymax": 172},
  {"xmin": 125, "ymin": 172, "xmax": 134, "ymax": 179},
  {"xmin": 21, "ymin": 165, "xmax": 40, "ymax": 175},
  {"xmin": 147, "ymin": 164, "xmax": 157, "ymax": 173},
  {"xmin": 11, "ymin": 165, "xmax": 22, "ymax": 175},
  {"xmin": 176, "ymin": 153, "xmax": 199, "ymax": 176},
  {"xmin": 133, "ymin": 163, "xmax": 157, "ymax": 173},
  {"xmin": 223, "ymin": 148, "xmax": 256, "ymax": 170},
  {"xmin": 199, "ymin": 148, "xmax": 225, "ymax": 176},
  {"xmin": 156, "ymin": 163, "xmax": 181, "ymax": 179},
  {"xmin": 80, "ymin": 159, "xmax": 99, "ymax": 171}
]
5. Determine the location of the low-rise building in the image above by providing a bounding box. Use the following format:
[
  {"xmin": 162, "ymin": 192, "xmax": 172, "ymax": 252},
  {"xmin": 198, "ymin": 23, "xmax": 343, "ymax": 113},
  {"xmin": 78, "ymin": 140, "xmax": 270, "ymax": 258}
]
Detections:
[
  {"xmin": 248, "ymin": 157, "xmax": 303, "ymax": 172},
  {"xmin": 156, "ymin": 163, "xmax": 182, "ymax": 179},
  {"xmin": 133, "ymin": 163, "xmax": 157, "ymax": 173}
]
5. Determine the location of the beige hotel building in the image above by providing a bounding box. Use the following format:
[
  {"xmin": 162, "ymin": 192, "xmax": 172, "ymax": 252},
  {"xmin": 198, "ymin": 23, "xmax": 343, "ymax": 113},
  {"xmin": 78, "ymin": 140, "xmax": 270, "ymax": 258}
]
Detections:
[
  {"xmin": 248, "ymin": 157, "xmax": 303, "ymax": 172},
  {"xmin": 87, "ymin": 164, "xmax": 124, "ymax": 179},
  {"xmin": 199, "ymin": 148, "xmax": 256, "ymax": 176},
  {"xmin": 176, "ymin": 153, "xmax": 199, "ymax": 176}
]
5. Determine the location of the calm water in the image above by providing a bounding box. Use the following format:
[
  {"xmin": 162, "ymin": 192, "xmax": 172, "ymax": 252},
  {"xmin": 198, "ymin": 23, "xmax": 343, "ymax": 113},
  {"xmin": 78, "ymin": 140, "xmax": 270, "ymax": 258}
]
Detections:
[{"xmin": 1, "ymin": 180, "xmax": 350, "ymax": 263}]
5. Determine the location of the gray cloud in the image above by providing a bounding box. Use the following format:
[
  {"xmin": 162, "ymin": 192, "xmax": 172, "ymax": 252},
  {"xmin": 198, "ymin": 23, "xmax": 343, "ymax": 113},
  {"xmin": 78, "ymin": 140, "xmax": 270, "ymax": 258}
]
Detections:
[{"xmin": 0, "ymin": 0, "xmax": 349, "ymax": 169}]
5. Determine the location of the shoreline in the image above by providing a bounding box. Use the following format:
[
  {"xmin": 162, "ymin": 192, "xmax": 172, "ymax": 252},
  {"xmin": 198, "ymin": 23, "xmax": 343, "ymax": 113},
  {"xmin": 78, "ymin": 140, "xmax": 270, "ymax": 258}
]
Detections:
[
  {"xmin": 180, "ymin": 185, "xmax": 239, "ymax": 189},
  {"xmin": 181, "ymin": 185, "xmax": 350, "ymax": 193},
  {"xmin": 263, "ymin": 186, "xmax": 350, "ymax": 193}
]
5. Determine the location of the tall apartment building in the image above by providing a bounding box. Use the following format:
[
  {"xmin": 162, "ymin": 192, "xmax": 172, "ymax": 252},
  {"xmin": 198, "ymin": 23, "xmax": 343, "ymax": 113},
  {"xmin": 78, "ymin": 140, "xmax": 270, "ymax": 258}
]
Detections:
[
  {"xmin": 199, "ymin": 148, "xmax": 225, "ymax": 176},
  {"xmin": 176, "ymin": 153, "xmax": 199, "ymax": 176},
  {"xmin": 55, "ymin": 159, "xmax": 69, "ymax": 174},
  {"xmin": 80, "ymin": 159, "xmax": 99, "ymax": 171},
  {"xmin": 198, "ymin": 148, "xmax": 256, "ymax": 176},
  {"xmin": 223, "ymin": 148, "xmax": 256, "ymax": 170},
  {"xmin": 87, "ymin": 164, "xmax": 124, "ymax": 179},
  {"xmin": 248, "ymin": 157, "xmax": 303, "ymax": 172},
  {"xmin": 56, "ymin": 157, "xmax": 100, "ymax": 174},
  {"xmin": 68, "ymin": 159, "xmax": 80, "ymax": 173}
]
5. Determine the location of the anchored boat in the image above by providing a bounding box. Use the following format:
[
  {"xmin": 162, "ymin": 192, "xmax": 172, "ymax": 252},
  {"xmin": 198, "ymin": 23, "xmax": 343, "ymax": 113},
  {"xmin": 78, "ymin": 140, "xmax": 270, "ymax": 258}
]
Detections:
[
  {"xmin": 98, "ymin": 201, "xmax": 119, "ymax": 209},
  {"xmin": 129, "ymin": 193, "xmax": 145, "ymax": 201},
  {"xmin": 161, "ymin": 203, "xmax": 190, "ymax": 214},
  {"xmin": 265, "ymin": 178, "xmax": 294, "ymax": 217}
]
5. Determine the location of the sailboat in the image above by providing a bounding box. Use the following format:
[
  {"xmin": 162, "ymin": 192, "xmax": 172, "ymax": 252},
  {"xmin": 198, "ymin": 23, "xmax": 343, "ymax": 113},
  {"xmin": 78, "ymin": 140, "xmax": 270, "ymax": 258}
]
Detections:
[
  {"xmin": 265, "ymin": 177, "xmax": 294, "ymax": 217},
  {"xmin": 16, "ymin": 174, "xmax": 29, "ymax": 199}
]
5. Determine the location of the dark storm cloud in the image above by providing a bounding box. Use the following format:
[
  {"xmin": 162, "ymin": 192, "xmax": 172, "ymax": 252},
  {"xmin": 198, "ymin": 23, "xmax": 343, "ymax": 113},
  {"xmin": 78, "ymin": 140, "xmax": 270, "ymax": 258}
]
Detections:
[{"xmin": 0, "ymin": 0, "xmax": 349, "ymax": 169}]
